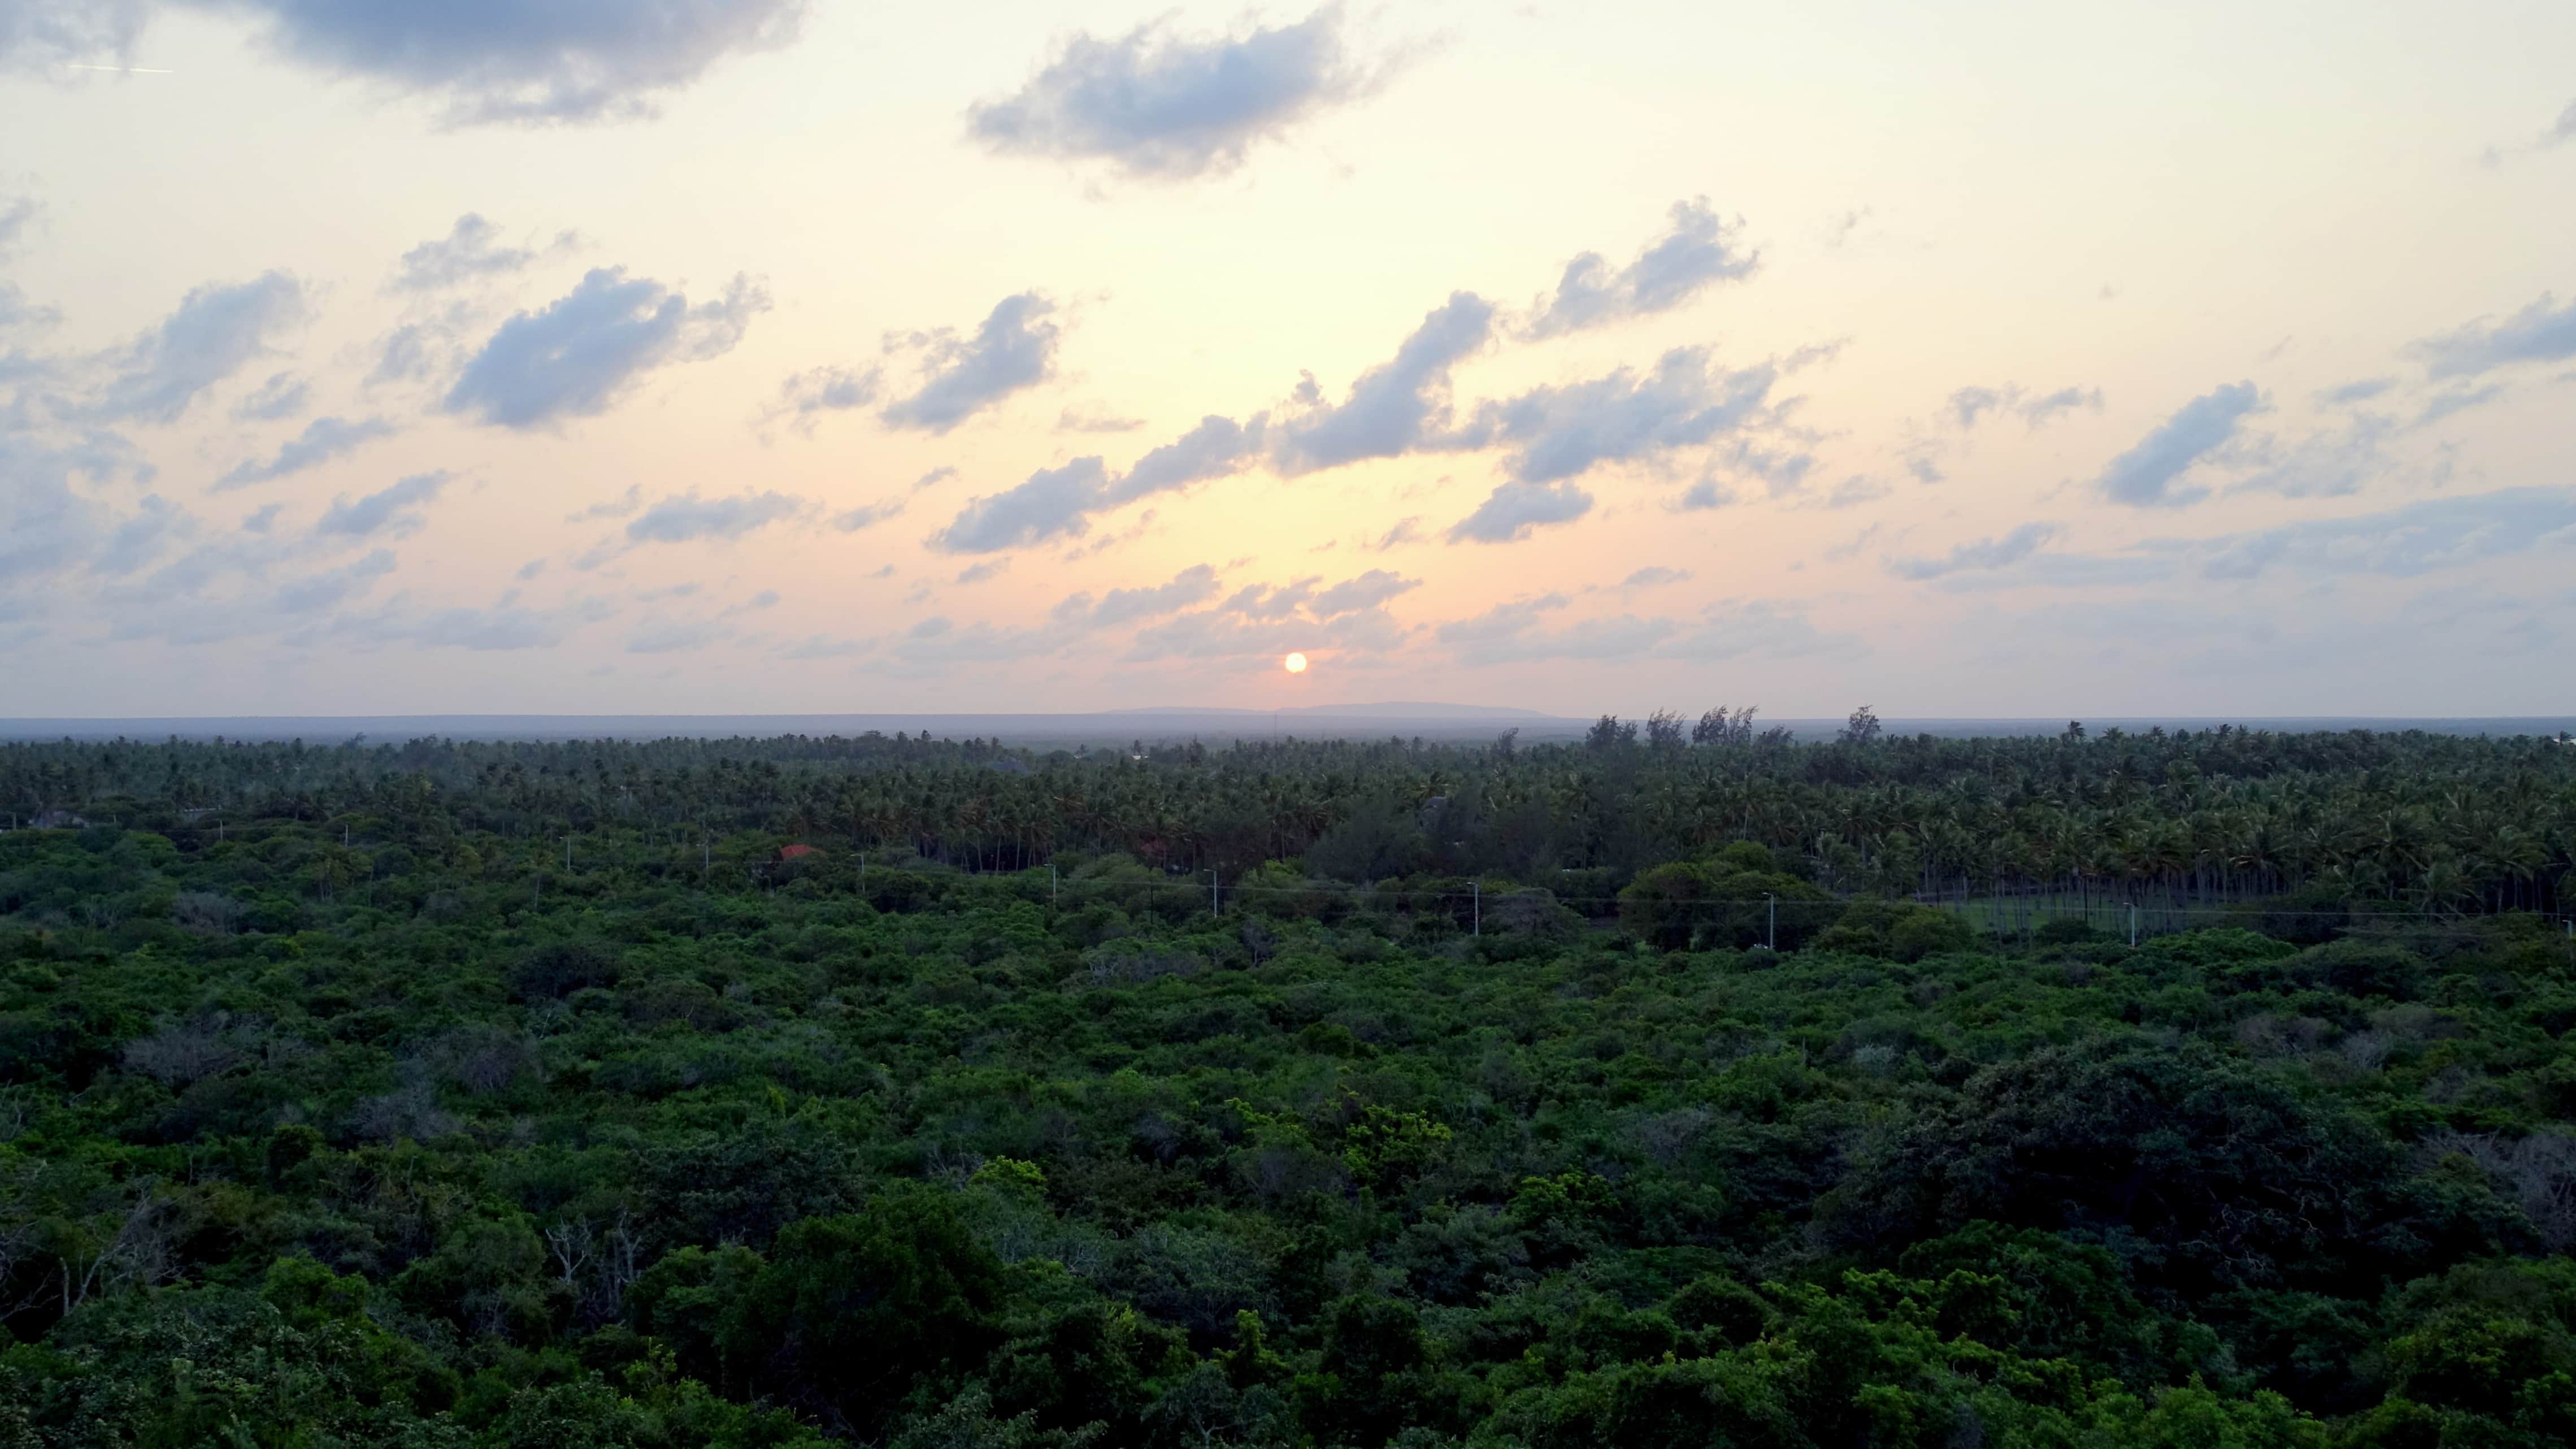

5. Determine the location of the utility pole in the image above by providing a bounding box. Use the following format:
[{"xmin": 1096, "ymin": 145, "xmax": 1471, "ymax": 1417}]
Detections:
[
  {"xmin": 1050, "ymin": 864, "xmax": 1058, "ymax": 905},
  {"xmin": 1765, "ymin": 892, "xmax": 1776, "ymax": 951},
  {"xmin": 2129, "ymin": 902, "xmax": 2138, "ymax": 948},
  {"xmin": 564, "ymin": 836, "xmax": 572, "ymax": 871},
  {"xmin": 1471, "ymin": 881, "xmax": 1480, "ymax": 935},
  {"xmin": 1210, "ymin": 870, "xmax": 1219, "ymax": 916}
]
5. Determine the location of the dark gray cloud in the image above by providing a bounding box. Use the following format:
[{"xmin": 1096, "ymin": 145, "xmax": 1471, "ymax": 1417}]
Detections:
[
  {"xmin": 930, "ymin": 457, "xmax": 1108, "ymax": 553},
  {"xmin": 1528, "ymin": 199, "xmax": 1757, "ymax": 337},
  {"xmin": 881, "ymin": 292, "xmax": 1057, "ymax": 433},
  {"xmin": 229, "ymin": 371, "xmax": 308, "ymax": 422},
  {"xmin": 2413, "ymin": 293, "xmax": 2576, "ymax": 379},
  {"xmin": 1948, "ymin": 381, "xmax": 2103, "ymax": 429},
  {"xmin": 1477, "ymin": 347, "xmax": 1778, "ymax": 484},
  {"xmin": 1888, "ymin": 522, "xmax": 2058, "ymax": 580},
  {"xmin": 316, "ymin": 469, "xmax": 450, "ymax": 539},
  {"xmin": 1446, "ymin": 480, "xmax": 1592, "ymax": 544},
  {"xmin": 95, "ymin": 272, "xmax": 307, "ymax": 424},
  {"xmin": 392, "ymin": 213, "xmax": 567, "ymax": 290},
  {"xmin": 2093, "ymin": 380, "xmax": 2261, "ymax": 507},
  {"xmin": 205, "ymin": 0, "xmax": 808, "ymax": 125},
  {"xmin": 624, "ymin": 488, "xmax": 803, "ymax": 544},
  {"xmin": 1271, "ymin": 292, "xmax": 1493, "ymax": 475},
  {"xmin": 1052, "ymin": 564, "xmax": 1220, "ymax": 627},
  {"xmin": 444, "ymin": 267, "xmax": 766, "ymax": 428},
  {"xmin": 214, "ymin": 414, "xmax": 394, "ymax": 489},
  {"xmin": 967, "ymin": 6, "xmax": 1383, "ymax": 180}
]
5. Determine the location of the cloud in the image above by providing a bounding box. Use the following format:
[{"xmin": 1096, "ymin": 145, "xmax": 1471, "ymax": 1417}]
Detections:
[
  {"xmin": 2413, "ymin": 384, "xmax": 2504, "ymax": 428},
  {"xmin": 1527, "ymin": 199, "xmax": 1758, "ymax": 337},
  {"xmin": 1436, "ymin": 593, "xmax": 1853, "ymax": 666},
  {"xmin": 1365, "ymin": 517, "xmax": 1423, "ymax": 551},
  {"xmin": 1674, "ymin": 479, "xmax": 1733, "ymax": 511},
  {"xmin": 1310, "ymin": 568, "xmax": 1418, "ymax": 616},
  {"xmin": 92, "ymin": 493, "xmax": 191, "ymax": 575},
  {"xmin": 1271, "ymin": 292, "xmax": 1494, "ymax": 474},
  {"xmin": 768, "ymin": 363, "xmax": 880, "ymax": 430},
  {"xmin": 567, "ymin": 485, "xmax": 641, "ymax": 521},
  {"xmin": 273, "ymin": 548, "xmax": 395, "ymax": 614},
  {"xmin": 1948, "ymin": 382, "xmax": 2104, "ymax": 429},
  {"xmin": 214, "ymin": 0, "xmax": 808, "ymax": 125},
  {"xmin": 1105, "ymin": 413, "xmax": 1265, "ymax": 504},
  {"xmin": 831, "ymin": 498, "xmax": 903, "ymax": 531},
  {"xmin": 1821, "ymin": 475, "xmax": 1891, "ymax": 510},
  {"xmin": 0, "ymin": 195, "xmax": 32, "ymax": 255},
  {"xmin": 967, "ymin": 6, "xmax": 1388, "ymax": 180},
  {"xmin": 2412, "ymin": 293, "xmax": 2576, "ymax": 379},
  {"xmin": 214, "ymin": 414, "xmax": 394, "ymax": 489},
  {"xmin": 2230, "ymin": 414, "xmax": 2395, "ymax": 498},
  {"xmin": 2093, "ymin": 380, "xmax": 2262, "ymax": 507},
  {"xmin": 392, "ymin": 213, "xmax": 566, "ymax": 290},
  {"xmin": 0, "ymin": 2, "xmax": 143, "ymax": 73},
  {"xmin": 624, "ymin": 488, "xmax": 804, "ymax": 544},
  {"xmin": 2196, "ymin": 487, "xmax": 2576, "ymax": 582},
  {"xmin": 338, "ymin": 597, "xmax": 600, "ymax": 651},
  {"xmin": 930, "ymin": 456, "xmax": 1108, "ymax": 553},
  {"xmin": 929, "ymin": 414, "xmax": 1266, "ymax": 554},
  {"xmin": 955, "ymin": 559, "xmax": 1006, "ymax": 584},
  {"xmin": 1475, "ymin": 347, "xmax": 1779, "ymax": 486},
  {"xmin": 1447, "ymin": 479, "xmax": 1592, "ymax": 543},
  {"xmin": 96, "ymin": 272, "xmax": 307, "ymax": 424},
  {"xmin": 316, "ymin": 469, "xmax": 450, "ymax": 539},
  {"xmin": 1053, "ymin": 563, "xmax": 1221, "ymax": 627},
  {"xmin": 229, "ymin": 371, "xmax": 308, "ymax": 422},
  {"xmin": 1058, "ymin": 403, "xmax": 1144, "ymax": 433},
  {"xmin": 1621, "ymin": 566, "xmax": 1690, "ymax": 588},
  {"xmin": 780, "ymin": 633, "xmax": 871, "ymax": 660},
  {"xmin": 627, "ymin": 616, "xmax": 733, "ymax": 653},
  {"xmin": 444, "ymin": 267, "xmax": 764, "ymax": 428},
  {"xmin": 2316, "ymin": 377, "xmax": 2395, "ymax": 407},
  {"xmin": 881, "ymin": 292, "xmax": 1058, "ymax": 433},
  {"xmin": 1888, "ymin": 522, "xmax": 2059, "ymax": 580}
]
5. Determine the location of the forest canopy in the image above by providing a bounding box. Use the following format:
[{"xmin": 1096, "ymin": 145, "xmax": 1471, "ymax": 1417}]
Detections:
[{"xmin": 1, "ymin": 724, "xmax": 2573, "ymax": 1446}]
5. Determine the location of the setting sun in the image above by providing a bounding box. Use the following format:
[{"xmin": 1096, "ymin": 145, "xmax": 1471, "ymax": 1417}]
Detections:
[{"xmin": 1283, "ymin": 652, "xmax": 1309, "ymax": 674}]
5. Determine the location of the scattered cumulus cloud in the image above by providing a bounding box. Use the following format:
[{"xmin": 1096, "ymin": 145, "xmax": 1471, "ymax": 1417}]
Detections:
[
  {"xmin": 2316, "ymin": 377, "xmax": 2395, "ymax": 408},
  {"xmin": 2412, "ymin": 293, "xmax": 2576, "ymax": 379},
  {"xmin": 1271, "ymin": 292, "xmax": 1493, "ymax": 475},
  {"xmin": 931, "ymin": 458, "xmax": 1110, "ymax": 554},
  {"xmin": 1053, "ymin": 564, "xmax": 1221, "ymax": 627},
  {"xmin": 1107, "ymin": 413, "xmax": 1265, "ymax": 503},
  {"xmin": 1888, "ymin": 522, "xmax": 2059, "ymax": 580},
  {"xmin": 316, "ymin": 469, "xmax": 451, "ymax": 539},
  {"xmin": 831, "ymin": 498, "xmax": 904, "ymax": 531},
  {"xmin": 1476, "ymin": 346, "xmax": 1779, "ymax": 484},
  {"xmin": 95, "ymin": 272, "xmax": 307, "ymax": 424},
  {"xmin": 1058, "ymin": 403, "xmax": 1144, "ymax": 433},
  {"xmin": 1621, "ymin": 566, "xmax": 1690, "ymax": 588},
  {"xmin": 0, "ymin": 2, "xmax": 143, "ymax": 74},
  {"xmin": 967, "ymin": 6, "xmax": 1391, "ymax": 181},
  {"xmin": 1527, "ymin": 199, "xmax": 1757, "ymax": 338},
  {"xmin": 2093, "ymin": 380, "xmax": 2262, "ymax": 508},
  {"xmin": 229, "ymin": 371, "xmax": 309, "ymax": 422},
  {"xmin": 444, "ymin": 267, "xmax": 767, "ymax": 428},
  {"xmin": 624, "ymin": 488, "xmax": 804, "ymax": 544},
  {"xmin": 1947, "ymin": 382, "xmax": 2103, "ymax": 429},
  {"xmin": 1448, "ymin": 480, "xmax": 1592, "ymax": 544},
  {"xmin": 2196, "ymin": 487, "xmax": 2576, "ymax": 582},
  {"xmin": 768, "ymin": 363, "xmax": 880, "ymax": 431},
  {"xmin": 216, "ymin": 0, "xmax": 809, "ymax": 125},
  {"xmin": 214, "ymin": 415, "xmax": 394, "ymax": 490},
  {"xmin": 881, "ymin": 292, "xmax": 1058, "ymax": 433},
  {"xmin": 392, "ymin": 213, "xmax": 568, "ymax": 291}
]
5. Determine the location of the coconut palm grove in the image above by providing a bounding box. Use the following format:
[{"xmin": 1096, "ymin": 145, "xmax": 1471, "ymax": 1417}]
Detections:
[{"xmin": 2, "ymin": 720, "xmax": 2575, "ymax": 1446}]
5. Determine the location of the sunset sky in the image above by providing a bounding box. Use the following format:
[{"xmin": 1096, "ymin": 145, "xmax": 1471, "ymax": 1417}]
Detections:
[{"xmin": 4, "ymin": 1, "xmax": 2573, "ymax": 718}]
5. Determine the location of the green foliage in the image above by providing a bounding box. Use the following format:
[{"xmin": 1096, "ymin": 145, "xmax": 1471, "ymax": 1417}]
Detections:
[{"xmin": 0, "ymin": 730, "xmax": 2573, "ymax": 1444}]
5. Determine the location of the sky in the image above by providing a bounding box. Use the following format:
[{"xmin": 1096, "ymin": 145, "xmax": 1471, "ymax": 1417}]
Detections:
[{"xmin": 2, "ymin": 1, "xmax": 2573, "ymax": 720}]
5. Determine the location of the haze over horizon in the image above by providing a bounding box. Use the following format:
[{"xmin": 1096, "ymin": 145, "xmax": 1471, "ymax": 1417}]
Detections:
[{"xmin": 5, "ymin": 1, "xmax": 2573, "ymax": 720}]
